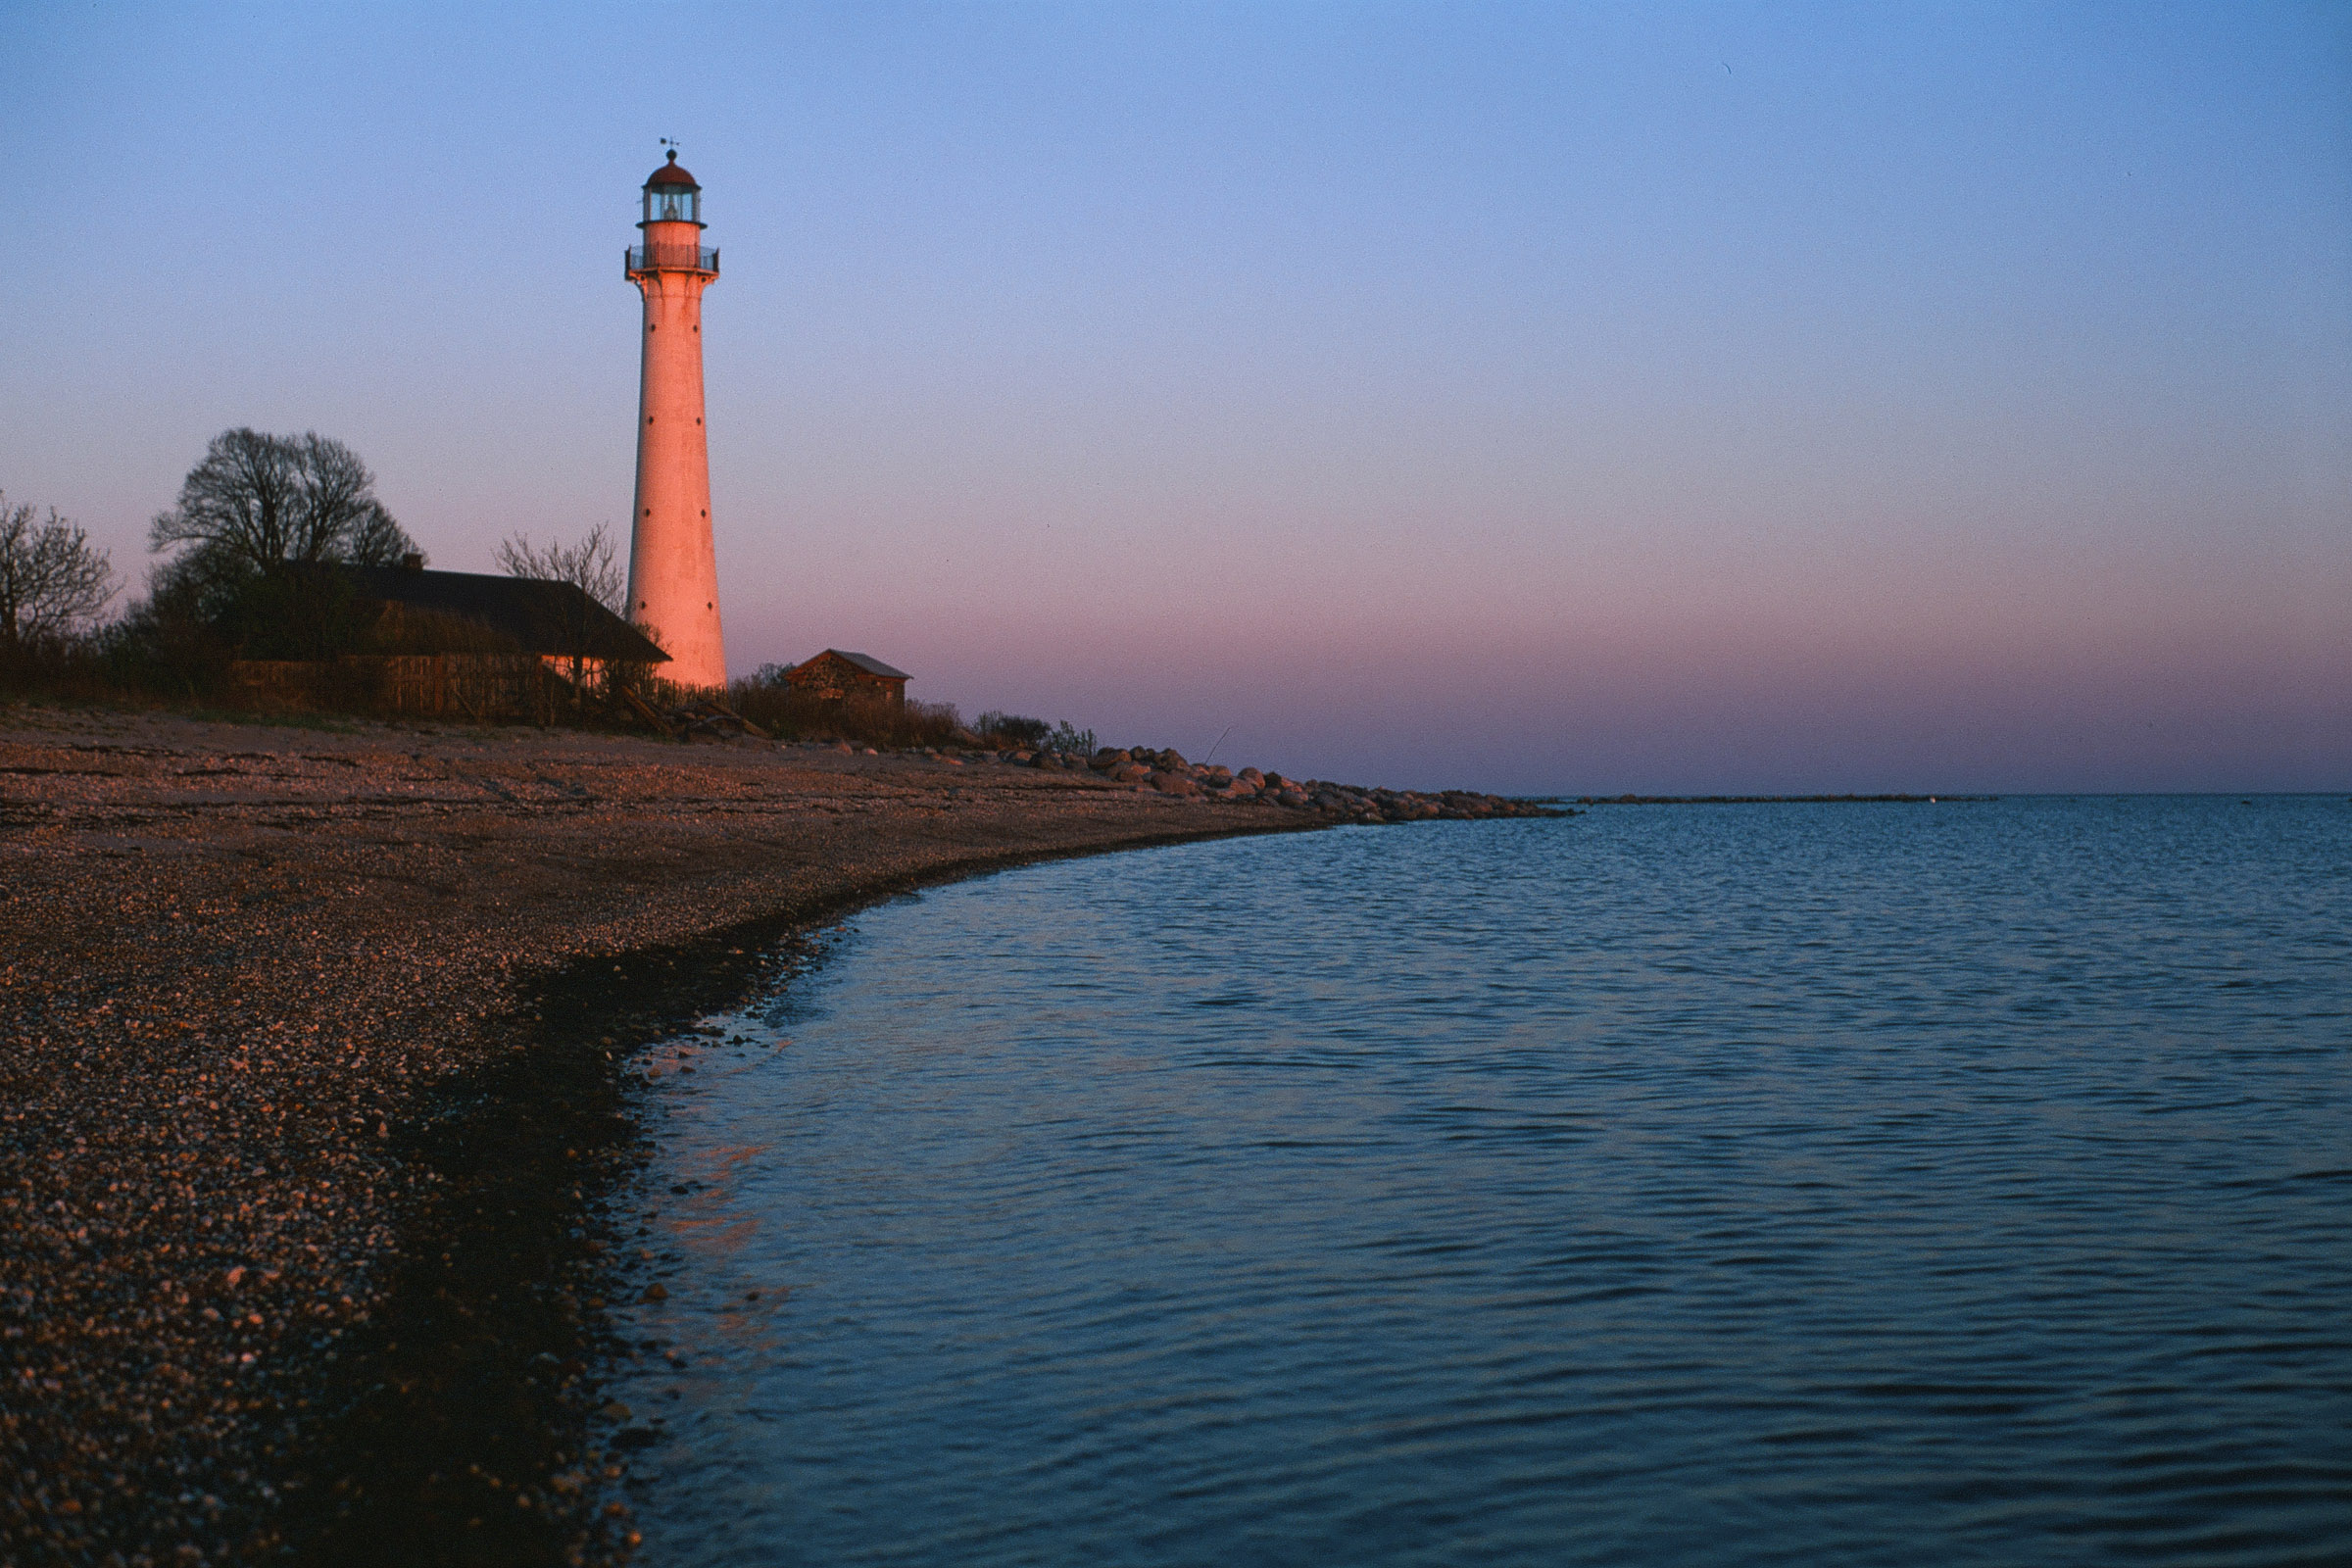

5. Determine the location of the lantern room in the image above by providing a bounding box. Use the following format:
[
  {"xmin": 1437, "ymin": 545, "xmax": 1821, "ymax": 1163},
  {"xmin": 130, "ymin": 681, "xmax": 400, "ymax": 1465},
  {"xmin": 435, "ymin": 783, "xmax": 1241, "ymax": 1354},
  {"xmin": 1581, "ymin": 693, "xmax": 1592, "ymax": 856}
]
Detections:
[{"xmin": 642, "ymin": 151, "xmax": 703, "ymax": 226}]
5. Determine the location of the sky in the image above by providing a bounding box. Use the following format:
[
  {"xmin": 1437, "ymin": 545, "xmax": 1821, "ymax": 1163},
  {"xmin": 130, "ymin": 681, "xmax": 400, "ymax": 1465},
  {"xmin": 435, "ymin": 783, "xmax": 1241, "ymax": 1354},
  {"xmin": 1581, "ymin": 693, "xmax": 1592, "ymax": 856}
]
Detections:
[{"xmin": 3, "ymin": 1, "xmax": 2346, "ymax": 793}]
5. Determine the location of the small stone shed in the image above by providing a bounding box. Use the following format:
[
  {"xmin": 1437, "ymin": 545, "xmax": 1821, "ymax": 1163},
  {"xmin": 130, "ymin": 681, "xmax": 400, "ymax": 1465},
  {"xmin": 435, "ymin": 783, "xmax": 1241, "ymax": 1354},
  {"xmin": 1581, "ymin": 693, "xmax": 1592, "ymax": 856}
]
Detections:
[{"xmin": 780, "ymin": 650, "xmax": 910, "ymax": 706}]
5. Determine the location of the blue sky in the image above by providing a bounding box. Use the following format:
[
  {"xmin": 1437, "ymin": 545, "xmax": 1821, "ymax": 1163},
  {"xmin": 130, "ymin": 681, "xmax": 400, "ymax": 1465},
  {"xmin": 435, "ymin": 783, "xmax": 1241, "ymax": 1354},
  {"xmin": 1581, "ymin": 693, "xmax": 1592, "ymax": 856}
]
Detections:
[{"xmin": 4, "ymin": 2, "xmax": 2346, "ymax": 790}]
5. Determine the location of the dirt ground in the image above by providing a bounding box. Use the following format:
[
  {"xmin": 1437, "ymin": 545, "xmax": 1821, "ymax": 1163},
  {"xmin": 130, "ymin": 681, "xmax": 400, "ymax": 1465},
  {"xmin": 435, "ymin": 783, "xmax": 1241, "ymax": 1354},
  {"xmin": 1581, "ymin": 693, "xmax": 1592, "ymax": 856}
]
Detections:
[{"xmin": 0, "ymin": 705, "xmax": 1317, "ymax": 1566}]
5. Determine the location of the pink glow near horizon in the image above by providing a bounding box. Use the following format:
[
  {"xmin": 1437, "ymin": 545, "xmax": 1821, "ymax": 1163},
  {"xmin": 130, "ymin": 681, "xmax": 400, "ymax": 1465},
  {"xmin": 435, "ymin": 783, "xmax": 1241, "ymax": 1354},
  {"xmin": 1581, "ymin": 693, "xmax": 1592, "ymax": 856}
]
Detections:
[
  {"xmin": 728, "ymin": 592, "xmax": 2347, "ymax": 795},
  {"xmin": 3, "ymin": 5, "xmax": 2345, "ymax": 792}
]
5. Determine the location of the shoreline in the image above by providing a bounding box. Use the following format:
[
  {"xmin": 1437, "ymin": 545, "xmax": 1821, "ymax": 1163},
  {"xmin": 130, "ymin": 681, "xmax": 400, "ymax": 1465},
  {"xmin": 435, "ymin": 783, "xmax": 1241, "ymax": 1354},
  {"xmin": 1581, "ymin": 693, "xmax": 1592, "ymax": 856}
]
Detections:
[
  {"xmin": 303, "ymin": 828, "xmax": 1299, "ymax": 1566},
  {"xmin": 1, "ymin": 704, "xmax": 1329, "ymax": 1565}
]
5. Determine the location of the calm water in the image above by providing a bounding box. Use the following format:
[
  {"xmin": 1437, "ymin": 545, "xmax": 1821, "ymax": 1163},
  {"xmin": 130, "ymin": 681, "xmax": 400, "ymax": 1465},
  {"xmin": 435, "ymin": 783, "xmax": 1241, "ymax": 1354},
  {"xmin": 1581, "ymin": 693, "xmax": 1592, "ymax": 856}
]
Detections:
[{"xmin": 608, "ymin": 799, "xmax": 2351, "ymax": 1566}]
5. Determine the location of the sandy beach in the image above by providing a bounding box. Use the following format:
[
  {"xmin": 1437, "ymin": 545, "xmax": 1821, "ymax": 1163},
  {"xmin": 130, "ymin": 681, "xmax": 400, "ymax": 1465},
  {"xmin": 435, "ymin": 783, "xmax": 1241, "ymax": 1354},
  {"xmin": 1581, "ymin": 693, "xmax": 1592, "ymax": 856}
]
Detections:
[{"xmin": 1, "ymin": 706, "xmax": 1322, "ymax": 1565}]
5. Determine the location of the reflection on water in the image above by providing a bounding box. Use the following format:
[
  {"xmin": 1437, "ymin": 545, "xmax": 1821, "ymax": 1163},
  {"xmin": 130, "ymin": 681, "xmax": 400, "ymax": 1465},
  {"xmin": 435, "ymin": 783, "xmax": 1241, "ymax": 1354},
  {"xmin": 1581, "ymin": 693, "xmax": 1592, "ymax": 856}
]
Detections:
[{"xmin": 608, "ymin": 799, "xmax": 2351, "ymax": 1566}]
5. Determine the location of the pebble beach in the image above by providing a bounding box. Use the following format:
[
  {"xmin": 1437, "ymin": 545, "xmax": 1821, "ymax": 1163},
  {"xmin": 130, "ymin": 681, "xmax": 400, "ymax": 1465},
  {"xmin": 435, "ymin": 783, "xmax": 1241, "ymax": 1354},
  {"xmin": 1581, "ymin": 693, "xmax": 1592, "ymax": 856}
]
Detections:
[{"xmin": 2, "ymin": 706, "xmax": 1383, "ymax": 1566}]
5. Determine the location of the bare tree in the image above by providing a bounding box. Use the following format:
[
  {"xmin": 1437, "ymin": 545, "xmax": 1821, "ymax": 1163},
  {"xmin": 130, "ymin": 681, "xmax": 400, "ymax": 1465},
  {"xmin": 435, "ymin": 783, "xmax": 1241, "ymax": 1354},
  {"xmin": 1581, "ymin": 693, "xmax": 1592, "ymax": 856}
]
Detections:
[
  {"xmin": 149, "ymin": 428, "xmax": 418, "ymax": 575},
  {"xmin": 0, "ymin": 493, "xmax": 116, "ymax": 655},
  {"xmin": 495, "ymin": 522, "xmax": 624, "ymax": 614},
  {"xmin": 497, "ymin": 522, "xmax": 628, "ymax": 702}
]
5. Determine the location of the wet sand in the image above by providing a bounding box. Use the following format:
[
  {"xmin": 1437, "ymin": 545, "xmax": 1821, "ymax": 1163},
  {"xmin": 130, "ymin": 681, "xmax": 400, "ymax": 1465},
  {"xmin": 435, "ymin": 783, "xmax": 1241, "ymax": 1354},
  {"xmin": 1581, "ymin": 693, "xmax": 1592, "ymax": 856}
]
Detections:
[{"xmin": 0, "ymin": 706, "xmax": 1318, "ymax": 1565}]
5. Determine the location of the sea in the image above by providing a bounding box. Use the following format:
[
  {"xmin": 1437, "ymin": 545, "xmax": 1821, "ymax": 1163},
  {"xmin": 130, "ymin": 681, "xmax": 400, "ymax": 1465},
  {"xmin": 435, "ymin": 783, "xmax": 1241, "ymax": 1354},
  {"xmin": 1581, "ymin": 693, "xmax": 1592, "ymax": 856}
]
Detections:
[{"xmin": 603, "ymin": 797, "xmax": 2350, "ymax": 1566}]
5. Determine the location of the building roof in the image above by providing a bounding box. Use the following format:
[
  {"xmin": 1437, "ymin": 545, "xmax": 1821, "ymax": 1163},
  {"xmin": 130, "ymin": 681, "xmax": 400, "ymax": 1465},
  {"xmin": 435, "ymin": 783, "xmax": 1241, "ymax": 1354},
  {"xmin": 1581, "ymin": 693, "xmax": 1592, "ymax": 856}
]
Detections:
[
  {"xmin": 645, "ymin": 150, "xmax": 699, "ymax": 189},
  {"xmin": 335, "ymin": 564, "xmax": 670, "ymax": 662},
  {"xmin": 801, "ymin": 649, "xmax": 909, "ymax": 681}
]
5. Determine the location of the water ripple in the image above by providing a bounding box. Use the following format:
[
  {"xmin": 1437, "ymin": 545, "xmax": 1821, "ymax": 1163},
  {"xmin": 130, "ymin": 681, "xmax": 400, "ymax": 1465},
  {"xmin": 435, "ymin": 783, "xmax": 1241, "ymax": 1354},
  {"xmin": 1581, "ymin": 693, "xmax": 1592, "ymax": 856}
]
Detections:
[{"xmin": 611, "ymin": 798, "xmax": 2351, "ymax": 1566}]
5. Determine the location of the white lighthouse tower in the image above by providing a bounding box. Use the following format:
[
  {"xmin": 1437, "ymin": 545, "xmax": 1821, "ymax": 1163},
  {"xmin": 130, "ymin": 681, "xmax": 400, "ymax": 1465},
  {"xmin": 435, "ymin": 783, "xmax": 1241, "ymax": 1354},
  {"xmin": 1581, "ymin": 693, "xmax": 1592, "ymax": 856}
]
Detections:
[{"xmin": 624, "ymin": 149, "xmax": 726, "ymax": 689}]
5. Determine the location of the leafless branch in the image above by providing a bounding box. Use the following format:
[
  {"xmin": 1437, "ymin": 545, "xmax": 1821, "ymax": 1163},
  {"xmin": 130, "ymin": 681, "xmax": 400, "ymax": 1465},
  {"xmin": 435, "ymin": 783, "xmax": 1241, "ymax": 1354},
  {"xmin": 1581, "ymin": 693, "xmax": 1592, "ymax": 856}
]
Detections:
[
  {"xmin": 0, "ymin": 493, "xmax": 117, "ymax": 651},
  {"xmin": 495, "ymin": 522, "xmax": 624, "ymax": 616}
]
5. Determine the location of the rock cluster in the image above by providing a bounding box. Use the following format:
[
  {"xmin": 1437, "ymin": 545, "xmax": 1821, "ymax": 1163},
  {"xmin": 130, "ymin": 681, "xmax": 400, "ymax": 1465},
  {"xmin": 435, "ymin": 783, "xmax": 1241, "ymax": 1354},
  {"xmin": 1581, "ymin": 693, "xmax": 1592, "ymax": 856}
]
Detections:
[{"xmin": 987, "ymin": 745, "xmax": 1566, "ymax": 823}]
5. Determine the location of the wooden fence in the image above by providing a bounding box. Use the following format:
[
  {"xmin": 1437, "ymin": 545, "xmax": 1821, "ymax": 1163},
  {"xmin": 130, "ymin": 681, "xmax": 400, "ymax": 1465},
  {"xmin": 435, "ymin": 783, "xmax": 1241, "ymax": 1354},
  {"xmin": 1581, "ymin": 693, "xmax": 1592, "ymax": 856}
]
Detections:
[{"xmin": 228, "ymin": 656, "xmax": 584, "ymax": 724}]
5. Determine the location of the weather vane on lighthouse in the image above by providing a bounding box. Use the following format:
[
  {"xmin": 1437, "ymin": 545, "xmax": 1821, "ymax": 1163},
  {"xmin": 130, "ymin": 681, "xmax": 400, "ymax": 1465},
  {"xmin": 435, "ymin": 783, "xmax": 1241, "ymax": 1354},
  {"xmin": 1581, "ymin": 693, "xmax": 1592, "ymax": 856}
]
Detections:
[{"xmin": 624, "ymin": 143, "xmax": 726, "ymax": 689}]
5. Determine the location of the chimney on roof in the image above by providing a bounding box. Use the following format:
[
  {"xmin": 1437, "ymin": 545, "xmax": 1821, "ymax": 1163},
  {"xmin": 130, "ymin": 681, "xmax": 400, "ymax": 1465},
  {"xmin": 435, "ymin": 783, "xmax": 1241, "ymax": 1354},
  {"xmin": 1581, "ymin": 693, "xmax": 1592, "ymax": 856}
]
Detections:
[{"xmin": 401, "ymin": 553, "xmax": 424, "ymax": 571}]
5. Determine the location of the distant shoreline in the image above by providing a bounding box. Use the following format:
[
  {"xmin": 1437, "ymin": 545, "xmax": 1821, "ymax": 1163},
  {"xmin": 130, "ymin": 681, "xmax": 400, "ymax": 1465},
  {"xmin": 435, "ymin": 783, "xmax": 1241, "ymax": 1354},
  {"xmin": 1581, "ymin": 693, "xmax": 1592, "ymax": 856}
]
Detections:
[{"xmin": 1555, "ymin": 793, "xmax": 1997, "ymax": 806}]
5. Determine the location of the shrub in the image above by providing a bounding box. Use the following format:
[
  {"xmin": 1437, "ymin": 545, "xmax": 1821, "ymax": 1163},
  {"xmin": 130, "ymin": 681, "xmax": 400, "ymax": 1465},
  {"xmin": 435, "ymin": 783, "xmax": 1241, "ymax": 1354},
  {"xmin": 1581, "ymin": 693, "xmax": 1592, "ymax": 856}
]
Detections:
[
  {"xmin": 726, "ymin": 677, "xmax": 966, "ymax": 750},
  {"xmin": 975, "ymin": 710, "xmax": 1052, "ymax": 748}
]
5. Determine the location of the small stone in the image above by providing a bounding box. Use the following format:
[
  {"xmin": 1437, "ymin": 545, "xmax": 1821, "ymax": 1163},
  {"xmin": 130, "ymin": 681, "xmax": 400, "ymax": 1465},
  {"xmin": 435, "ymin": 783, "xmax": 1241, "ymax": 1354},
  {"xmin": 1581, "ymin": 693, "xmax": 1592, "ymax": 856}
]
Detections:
[{"xmin": 642, "ymin": 1283, "xmax": 668, "ymax": 1302}]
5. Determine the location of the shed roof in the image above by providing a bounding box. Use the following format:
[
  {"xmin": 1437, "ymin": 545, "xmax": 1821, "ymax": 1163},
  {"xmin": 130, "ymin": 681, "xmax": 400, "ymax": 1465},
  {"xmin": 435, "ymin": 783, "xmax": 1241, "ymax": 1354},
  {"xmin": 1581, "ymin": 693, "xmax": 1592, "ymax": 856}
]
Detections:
[
  {"xmin": 334, "ymin": 564, "xmax": 669, "ymax": 662},
  {"xmin": 800, "ymin": 649, "xmax": 909, "ymax": 680}
]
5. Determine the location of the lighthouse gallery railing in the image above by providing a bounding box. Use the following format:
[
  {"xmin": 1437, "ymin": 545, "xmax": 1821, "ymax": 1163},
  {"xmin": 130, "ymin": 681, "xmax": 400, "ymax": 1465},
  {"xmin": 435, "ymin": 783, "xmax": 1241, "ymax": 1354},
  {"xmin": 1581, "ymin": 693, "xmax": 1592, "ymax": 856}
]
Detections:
[{"xmin": 625, "ymin": 244, "xmax": 720, "ymax": 275}]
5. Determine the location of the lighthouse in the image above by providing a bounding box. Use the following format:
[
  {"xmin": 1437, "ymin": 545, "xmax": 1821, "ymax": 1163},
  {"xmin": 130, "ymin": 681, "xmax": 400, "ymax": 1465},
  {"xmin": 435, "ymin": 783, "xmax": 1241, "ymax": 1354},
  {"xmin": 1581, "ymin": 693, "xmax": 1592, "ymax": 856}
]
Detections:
[{"xmin": 624, "ymin": 149, "xmax": 726, "ymax": 689}]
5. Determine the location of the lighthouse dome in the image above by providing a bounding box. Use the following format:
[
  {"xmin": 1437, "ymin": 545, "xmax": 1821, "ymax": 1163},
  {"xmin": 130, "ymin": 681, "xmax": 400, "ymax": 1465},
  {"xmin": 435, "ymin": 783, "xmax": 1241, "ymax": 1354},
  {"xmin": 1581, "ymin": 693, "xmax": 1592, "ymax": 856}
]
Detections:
[{"xmin": 645, "ymin": 150, "xmax": 700, "ymax": 190}]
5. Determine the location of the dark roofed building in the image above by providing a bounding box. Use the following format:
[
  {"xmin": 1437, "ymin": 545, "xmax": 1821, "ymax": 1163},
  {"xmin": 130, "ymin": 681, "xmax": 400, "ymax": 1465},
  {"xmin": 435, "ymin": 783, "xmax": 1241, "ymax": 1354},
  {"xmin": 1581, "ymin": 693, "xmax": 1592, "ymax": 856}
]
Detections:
[
  {"xmin": 231, "ymin": 563, "xmax": 669, "ymax": 723},
  {"xmin": 334, "ymin": 563, "xmax": 668, "ymax": 664},
  {"xmin": 780, "ymin": 650, "xmax": 909, "ymax": 706}
]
